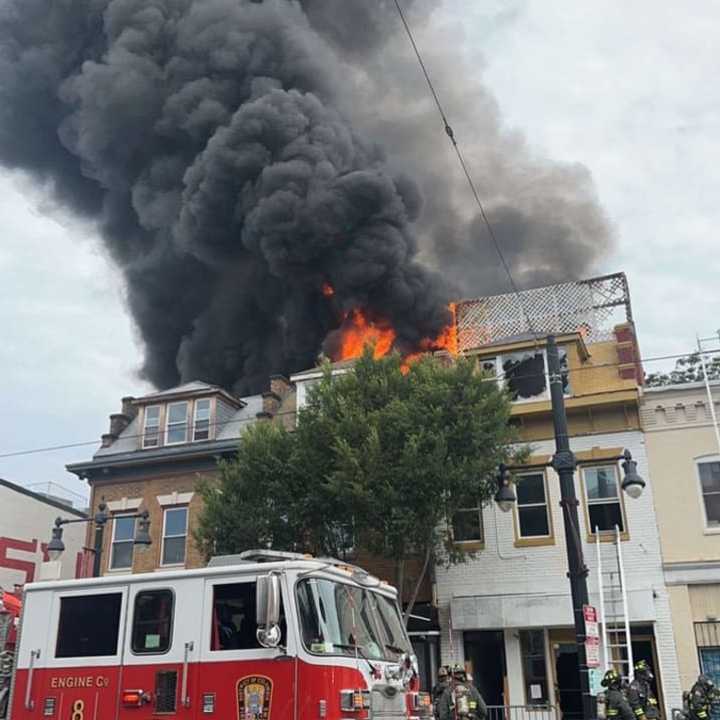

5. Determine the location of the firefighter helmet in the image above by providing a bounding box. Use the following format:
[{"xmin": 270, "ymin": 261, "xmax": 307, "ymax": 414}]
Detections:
[
  {"xmin": 452, "ymin": 663, "xmax": 466, "ymax": 680},
  {"xmin": 698, "ymin": 674, "xmax": 715, "ymax": 691},
  {"xmin": 602, "ymin": 668, "xmax": 622, "ymax": 689},
  {"xmin": 634, "ymin": 659, "xmax": 653, "ymax": 679}
]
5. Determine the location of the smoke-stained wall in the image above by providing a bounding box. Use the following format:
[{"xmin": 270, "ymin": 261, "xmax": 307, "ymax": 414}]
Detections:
[{"xmin": 0, "ymin": 0, "xmax": 612, "ymax": 393}]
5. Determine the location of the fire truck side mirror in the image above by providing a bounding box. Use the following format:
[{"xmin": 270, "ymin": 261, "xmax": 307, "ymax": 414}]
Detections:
[{"xmin": 256, "ymin": 574, "xmax": 281, "ymax": 648}]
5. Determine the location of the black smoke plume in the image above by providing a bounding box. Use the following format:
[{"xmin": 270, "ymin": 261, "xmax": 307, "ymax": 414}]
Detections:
[{"xmin": 0, "ymin": 0, "xmax": 612, "ymax": 393}]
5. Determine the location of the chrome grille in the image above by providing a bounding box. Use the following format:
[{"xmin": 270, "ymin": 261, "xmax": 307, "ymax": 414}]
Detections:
[{"xmin": 370, "ymin": 685, "xmax": 407, "ymax": 718}]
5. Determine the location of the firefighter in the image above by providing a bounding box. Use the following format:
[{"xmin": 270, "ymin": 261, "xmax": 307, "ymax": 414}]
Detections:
[
  {"xmin": 436, "ymin": 664, "xmax": 487, "ymax": 720},
  {"xmin": 432, "ymin": 666, "xmax": 450, "ymax": 718},
  {"xmin": 627, "ymin": 659, "xmax": 660, "ymax": 720},
  {"xmin": 602, "ymin": 668, "xmax": 635, "ymax": 720},
  {"xmin": 687, "ymin": 674, "xmax": 719, "ymax": 720}
]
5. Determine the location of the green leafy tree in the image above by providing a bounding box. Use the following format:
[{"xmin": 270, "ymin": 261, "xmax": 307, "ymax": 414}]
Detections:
[
  {"xmin": 645, "ymin": 353, "xmax": 720, "ymax": 387},
  {"xmin": 196, "ymin": 349, "xmax": 518, "ymax": 623}
]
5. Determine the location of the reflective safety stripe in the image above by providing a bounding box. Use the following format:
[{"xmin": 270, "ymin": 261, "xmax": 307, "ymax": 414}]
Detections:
[
  {"xmin": 649, "ymin": 699, "xmax": 658, "ymax": 705},
  {"xmin": 635, "ymin": 710, "xmax": 646, "ymax": 716},
  {"xmin": 608, "ymin": 710, "xmax": 619, "ymax": 715}
]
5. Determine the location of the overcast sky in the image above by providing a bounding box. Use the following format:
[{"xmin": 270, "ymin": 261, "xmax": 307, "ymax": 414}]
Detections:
[{"xmin": 2, "ymin": 0, "xmax": 719, "ymax": 502}]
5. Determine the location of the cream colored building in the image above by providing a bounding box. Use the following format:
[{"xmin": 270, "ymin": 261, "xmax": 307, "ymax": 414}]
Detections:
[{"xmin": 642, "ymin": 380, "xmax": 720, "ymax": 689}]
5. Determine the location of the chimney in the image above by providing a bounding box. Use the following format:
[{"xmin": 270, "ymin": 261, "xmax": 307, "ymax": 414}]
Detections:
[
  {"xmin": 103, "ymin": 397, "xmax": 137, "ymax": 447},
  {"xmin": 109, "ymin": 412, "xmax": 131, "ymax": 437},
  {"xmin": 121, "ymin": 396, "xmax": 137, "ymax": 419},
  {"xmin": 101, "ymin": 433, "xmax": 116, "ymax": 448},
  {"xmin": 260, "ymin": 390, "xmax": 282, "ymax": 416},
  {"xmin": 269, "ymin": 375, "xmax": 292, "ymax": 399}
]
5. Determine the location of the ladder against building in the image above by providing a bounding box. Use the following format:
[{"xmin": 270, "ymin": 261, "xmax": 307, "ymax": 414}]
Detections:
[{"xmin": 596, "ymin": 525, "xmax": 634, "ymax": 680}]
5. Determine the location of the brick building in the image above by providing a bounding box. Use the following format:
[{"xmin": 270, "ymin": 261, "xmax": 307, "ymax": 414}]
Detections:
[{"xmin": 66, "ymin": 379, "xmax": 292, "ymax": 575}]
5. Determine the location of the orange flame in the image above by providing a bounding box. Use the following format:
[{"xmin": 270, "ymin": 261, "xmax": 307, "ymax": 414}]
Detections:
[
  {"xmin": 322, "ymin": 282, "xmax": 335, "ymax": 298},
  {"xmin": 334, "ymin": 303, "xmax": 458, "ymax": 368},
  {"xmin": 338, "ymin": 310, "xmax": 396, "ymax": 359},
  {"xmin": 421, "ymin": 302, "xmax": 458, "ymax": 356}
]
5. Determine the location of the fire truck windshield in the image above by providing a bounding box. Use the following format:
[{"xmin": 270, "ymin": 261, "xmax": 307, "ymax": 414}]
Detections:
[{"xmin": 296, "ymin": 578, "xmax": 412, "ymax": 662}]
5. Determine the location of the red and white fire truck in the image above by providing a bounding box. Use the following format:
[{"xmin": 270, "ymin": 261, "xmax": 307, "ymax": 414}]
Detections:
[{"xmin": 8, "ymin": 550, "xmax": 430, "ymax": 719}]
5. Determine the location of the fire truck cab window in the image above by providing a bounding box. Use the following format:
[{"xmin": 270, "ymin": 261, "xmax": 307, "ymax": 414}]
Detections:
[
  {"xmin": 211, "ymin": 582, "xmax": 285, "ymax": 651},
  {"xmin": 56, "ymin": 593, "xmax": 122, "ymax": 658},
  {"xmin": 131, "ymin": 590, "xmax": 174, "ymax": 654},
  {"xmin": 297, "ymin": 579, "xmax": 407, "ymax": 661}
]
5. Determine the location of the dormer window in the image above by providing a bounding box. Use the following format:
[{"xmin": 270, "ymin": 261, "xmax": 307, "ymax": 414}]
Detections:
[
  {"xmin": 143, "ymin": 406, "xmax": 161, "ymax": 448},
  {"xmin": 166, "ymin": 402, "xmax": 189, "ymax": 445},
  {"xmin": 193, "ymin": 398, "xmax": 211, "ymax": 441},
  {"xmin": 136, "ymin": 392, "xmax": 223, "ymax": 450}
]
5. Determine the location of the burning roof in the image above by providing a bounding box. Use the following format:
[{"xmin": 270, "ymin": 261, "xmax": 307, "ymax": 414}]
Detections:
[{"xmin": 325, "ymin": 272, "xmax": 632, "ymax": 365}]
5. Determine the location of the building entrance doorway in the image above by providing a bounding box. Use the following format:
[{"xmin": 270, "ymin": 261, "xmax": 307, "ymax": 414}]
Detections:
[
  {"xmin": 550, "ymin": 630, "xmax": 583, "ymax": 720},
  {"xmin": 464, "ymin": 630, "xmax": 506, "ymax": 706},
  {"xmin": 631, "ymin": 626, "xmax": 664, "ymax": 713}
]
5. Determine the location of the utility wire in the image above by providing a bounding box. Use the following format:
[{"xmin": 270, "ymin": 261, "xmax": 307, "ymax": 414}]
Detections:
[
  {"xmin": 2, "ymin": 347, "xmax": 718, "ymax": 461},
  {"xmin": 392, "ymin": 0, "xmax": 541, "ymax": 344}
]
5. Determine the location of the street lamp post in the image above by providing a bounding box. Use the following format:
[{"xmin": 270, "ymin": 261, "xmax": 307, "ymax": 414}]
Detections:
[
  {"xmin": 47, "ymin": 500, "xmax": 152, "ymax": 577},
  {"xmin": 547, "ymin": 335, "xmax": 594, "ymax": 720},
  {"xmin": 495, "ymin": 335, "xmax": 646, "ymax": 720}
]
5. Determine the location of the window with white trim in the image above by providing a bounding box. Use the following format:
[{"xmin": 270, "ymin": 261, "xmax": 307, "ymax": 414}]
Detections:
[
  {"xmin": 452, "ymin": 507, "xmax": 483, "ymax": 543},
  {"xmin": 162, "ymin": 507, "xmax": 188, "ymax": 566},
  {"xmin": 478, "ymin": 347, "xmax": 570, "ymax": 403},
  {"xmin": 110, "ymin": 515, "xmax": 136, "ymax": 570},
  {"xmin": 143, "ymin": 405, "xmax": 161, "ymax": 448},
  {"xmin": 515, "ymin": 472, "xmax": 551, "ymax": 538},
  {"xmin": 193, "ymin": 398, "xmax": 211, "ymax": 441},
  {"xmin": 583, "ymin": 465, "xmax": 625, "ymax": 534},
  {"xmin": 166, "ymin": 402, "xmax": 188, "ymax": 445},
  {"xmin": 698, "ymin": 458, "xmax": 720, "ymax": 527}
]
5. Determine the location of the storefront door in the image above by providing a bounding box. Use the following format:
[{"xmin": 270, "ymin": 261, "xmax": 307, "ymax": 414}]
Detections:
[{"xmin": 550, "ymin": 630, "xmax": 583, "ymax": 720}]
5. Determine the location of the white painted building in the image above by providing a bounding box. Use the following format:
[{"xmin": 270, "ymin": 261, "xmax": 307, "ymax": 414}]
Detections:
[
  {"xmin": 0, "ymin": 479, "xmax": 86, "ymax": 588},
  {"xmin": 436, "ymin": 430, "xmax": 682, "ymax": 716},
  {"xmin": 433, "ymin": 276, "xmax": 682, "ymax": 718}
]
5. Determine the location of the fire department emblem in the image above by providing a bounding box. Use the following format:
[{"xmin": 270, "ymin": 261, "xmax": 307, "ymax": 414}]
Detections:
[{"xmin": 236, "ymin": 675, "xmax": 273, "ymax": 720}]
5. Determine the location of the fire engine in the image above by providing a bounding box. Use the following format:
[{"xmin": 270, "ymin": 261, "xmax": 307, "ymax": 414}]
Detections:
[{"xmin": 8, "ymin": 550, "xmax": 431, "ymax": 719}]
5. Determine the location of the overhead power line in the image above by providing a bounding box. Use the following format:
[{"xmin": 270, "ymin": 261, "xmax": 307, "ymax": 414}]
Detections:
[
  {"xmin": 2, "ymin": 347, "xmax": 717, "ymax": 462},
  {"xmin": 392, "ymin": 0, "xmax": 540, "ymax": 344}
]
